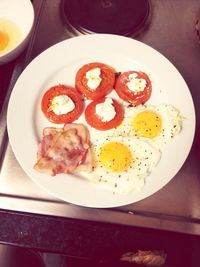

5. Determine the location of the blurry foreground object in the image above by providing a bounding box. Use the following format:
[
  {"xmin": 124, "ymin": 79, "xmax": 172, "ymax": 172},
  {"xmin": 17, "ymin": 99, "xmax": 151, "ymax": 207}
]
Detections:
[{"xmin": 121, "ymin": 250, "xmax": 167, "ymax": 266}]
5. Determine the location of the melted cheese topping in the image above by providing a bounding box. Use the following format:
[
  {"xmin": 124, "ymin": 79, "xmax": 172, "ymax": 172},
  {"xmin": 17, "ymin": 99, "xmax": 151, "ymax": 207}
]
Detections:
[
  {"xmin": 127, "ymin": 73, "xmax": 147, "ymax": 92},
  {"xmin": 86, "ymin": 67, "xmax": 102, "ymax": 90},
  {"xmin": 49, "ymin": 95, "xmax": 75, "ymax": 115},
  {"xmin": 95, "ymin": 98, "xmax": 116, "ymax": 122}
]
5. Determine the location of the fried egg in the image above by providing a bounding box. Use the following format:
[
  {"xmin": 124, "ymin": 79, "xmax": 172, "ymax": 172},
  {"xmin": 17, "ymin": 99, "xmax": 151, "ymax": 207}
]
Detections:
[
  {"xmin": 88, "ymin": 136, "xmax": 161, "ymax": 194},
  {"xmin": 110, "ymin": 104, "xmax": 183, "ymax": 148}
]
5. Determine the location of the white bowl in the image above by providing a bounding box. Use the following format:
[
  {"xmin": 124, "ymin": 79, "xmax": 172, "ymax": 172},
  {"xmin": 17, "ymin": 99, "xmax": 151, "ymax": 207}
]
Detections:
[{"xmin": 0, "ymin": 0, "xmax": 35, "ymax": 65}]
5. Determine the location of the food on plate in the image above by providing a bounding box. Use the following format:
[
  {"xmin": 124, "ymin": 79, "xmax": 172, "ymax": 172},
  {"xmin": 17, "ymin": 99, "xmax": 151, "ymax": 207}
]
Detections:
[
  {"xmin": 41, "ymin": 84, "xmax": 84, "ymax": 124},
  {"xmin": 112, "ymin": 104, "xmax": 183, "ymax": 148},
  {"xmin": 35, "ymin": 61, "xmax": 184, "ymax": 196},
  {"xmin": 114, "ymin": 71, "xmax": 152, "ymax": 105},
  {"xmin": 75, "ymin": 62, "xmax": 116, "ymax": 100},
  {"xmin": 88, "ymin": 136, "xmax": 161, "ymax": 194},
  {"xmin": 85, "ymin": 97, "xmax": 124, "ymax": 130},
  {"xmin": 34, "ymin": 123, "xmax": 93, "ymax": 176}
]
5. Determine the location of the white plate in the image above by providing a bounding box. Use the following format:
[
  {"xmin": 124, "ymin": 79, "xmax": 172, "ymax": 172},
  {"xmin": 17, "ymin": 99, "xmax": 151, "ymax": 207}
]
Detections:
[{"xmin": 7, "ymin": 34, "xmax": 196, "ymax": 208}]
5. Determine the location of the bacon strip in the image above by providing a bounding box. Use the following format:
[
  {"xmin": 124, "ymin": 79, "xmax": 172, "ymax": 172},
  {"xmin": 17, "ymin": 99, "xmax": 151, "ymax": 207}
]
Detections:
[{"xmin": 34, "ymin": 123, "xmax": 93, "ymax": 176}]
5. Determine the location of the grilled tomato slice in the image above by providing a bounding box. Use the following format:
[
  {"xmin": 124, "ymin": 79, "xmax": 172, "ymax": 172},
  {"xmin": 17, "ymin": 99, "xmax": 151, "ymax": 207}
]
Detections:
[
  {"xmin": 75, "ymin": 62, "xmax": 115, "ymax": 100},
  {"xmin": 85, "ymin": 97, "xmax": 124, "ymax": 130},
  {"xmin": 41, "ymin": 84, "xmax": 84, "ymax": 124},
  {"xmin": 114, "ymin": 71, "xmax": 152, "ymax": 105}
]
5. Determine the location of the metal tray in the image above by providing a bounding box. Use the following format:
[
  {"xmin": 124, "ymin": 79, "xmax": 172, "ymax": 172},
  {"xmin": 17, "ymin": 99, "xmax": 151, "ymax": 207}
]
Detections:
[{"xmin": 0, "ymin": 0, "xmax": 200, "ymax": 236}]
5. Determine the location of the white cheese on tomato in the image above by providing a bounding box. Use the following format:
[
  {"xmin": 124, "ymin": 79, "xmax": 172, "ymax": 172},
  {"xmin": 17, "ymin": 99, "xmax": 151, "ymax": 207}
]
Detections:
[
  {"xmin": 95, "ymin": 98, "xmax": 116, "ymax": 122},
  {"xmin": 86, "ymin": 67, "xmax": 102, "ymax": 90},
  {"xmin": 126, "ymin": 73, "xmax": 146, "ymax": 92},
  {"xmin": 49, "ymin": 95, "xmax": 75, "ymax": 115}
]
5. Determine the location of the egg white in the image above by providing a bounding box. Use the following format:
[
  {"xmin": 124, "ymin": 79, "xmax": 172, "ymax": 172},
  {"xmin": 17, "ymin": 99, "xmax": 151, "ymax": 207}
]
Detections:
[{"xmin": 88, "ymin": 136, "xmax": 161, "ymax": 194}]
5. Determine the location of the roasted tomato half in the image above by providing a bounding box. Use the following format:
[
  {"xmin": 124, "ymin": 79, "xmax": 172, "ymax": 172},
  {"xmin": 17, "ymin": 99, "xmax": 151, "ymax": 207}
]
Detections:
[
  {"xmin": 114, "ymin": 71, "xmax": 152, "ymax": 106},
  {"xmin": 41, "ymin": 84, "xmax": 84, "ymax": 124},
  {"xmin": 75, "ymin": 62, "xmax": 116, "ymax": 100},
  {"xmin": 85, "ymin": 97, "xmax": 124, "ymax": 131}
]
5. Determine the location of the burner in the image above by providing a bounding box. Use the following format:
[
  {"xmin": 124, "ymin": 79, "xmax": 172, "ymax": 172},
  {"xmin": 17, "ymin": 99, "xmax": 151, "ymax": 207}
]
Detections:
[{"xmin": 61, "ymin": 0, "xmax": 151, "ymax": 36}]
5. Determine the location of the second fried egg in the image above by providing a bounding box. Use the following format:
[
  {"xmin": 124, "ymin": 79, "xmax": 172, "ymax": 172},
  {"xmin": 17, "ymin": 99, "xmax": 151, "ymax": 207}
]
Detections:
[{"xmin": 88, "ymin": 136, "xmax": 161, "ymax": 194}]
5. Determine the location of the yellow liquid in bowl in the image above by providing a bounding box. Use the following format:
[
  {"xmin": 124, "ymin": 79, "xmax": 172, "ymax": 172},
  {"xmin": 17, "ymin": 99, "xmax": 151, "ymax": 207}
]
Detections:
[{"xmin": 0, "ymin": 18, "xmax": 22, "ymax": 55}]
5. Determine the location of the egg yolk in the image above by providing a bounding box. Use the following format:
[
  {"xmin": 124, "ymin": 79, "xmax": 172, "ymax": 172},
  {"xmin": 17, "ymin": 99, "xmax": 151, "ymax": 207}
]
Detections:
[
  {"xmin": 132, "ymin": 111, "xmax": 162, "ymax": 139},
  {"xmin": 99, "ymin": 142, "xmax": 133, "ymax": 172},
  {"xmin": 0, "ymin": 30, "xmax": 9, "ymax": 51}
]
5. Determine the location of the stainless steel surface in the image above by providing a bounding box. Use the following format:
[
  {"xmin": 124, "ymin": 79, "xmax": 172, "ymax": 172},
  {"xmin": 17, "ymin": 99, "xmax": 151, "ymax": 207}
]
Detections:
[{"xmin": 0, "ymin": 0, "xmax": 200, "ymax": 235}]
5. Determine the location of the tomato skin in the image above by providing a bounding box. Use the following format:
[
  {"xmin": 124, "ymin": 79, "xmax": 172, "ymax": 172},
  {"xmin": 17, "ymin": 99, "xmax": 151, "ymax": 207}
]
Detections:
[
  {"xmin": 75, "ymin": 62, "xmax": 116, "ymax": 100},
  {"xmin": 114, "ymin": 71, "xmax": 152, "ymax": 105},
  {"xmin": 41, "ymin": 84, "xmax": 84, "ymax": 124},
  {"xmin": 85, "ymin": 98, "xmax": 124, "ymax": 131}
]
